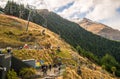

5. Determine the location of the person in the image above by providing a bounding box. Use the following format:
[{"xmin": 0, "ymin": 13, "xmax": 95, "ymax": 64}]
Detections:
[
  {"xmin": 6, "ymin": 47, "xmax": 12, "ymax": 54},
  {"xmin": 23, "ymin": 44, "xmax": 29, "ymax": 49},
  {"xmin": 42, "ymin": 64, "xmax": 47, "ymax": 76},
  {"xmin": 47, "ymin": 42, "xmax": 51, "ymax": 49},
  {"xmin": 58, "ymin": 66, "xmax": 61, "ymax": 75},
  {"xmin": 49, "ymin": 64, "xmax": 52, "ymax": 71},
  {"xmin": 43, "ymin": 64, "xmax": 48, "ymax": 76},
  {"xmin": 77, "ymin": 66, "xmax": 81, "ymax": 75},
  {"xmin": 53, "ymin": 63, "xmax": 57, "ymax": 68},
  {"xmin": 57, "ymin": 46, "xmax": 61, "ymax": 52}
]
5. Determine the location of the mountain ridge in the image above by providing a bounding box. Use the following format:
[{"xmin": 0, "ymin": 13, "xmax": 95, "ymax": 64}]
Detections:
[{"xmin": 76, "ymin": 18, "xmax": 120, "ymax": 41}]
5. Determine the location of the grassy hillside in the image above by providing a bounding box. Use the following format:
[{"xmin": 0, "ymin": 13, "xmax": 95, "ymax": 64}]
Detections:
[
  {"xmin": 0, "ymin": 14, "xmax": 116, "ymax": 79},
  {"xmin": 35, "ymin": 11, "xmax": 120, "ymax": 76},
  {"xmin": 37, "ymin": 11, "xmax": 120, "ymax": 62},
  {"xmin": 3, "ymin": 2, "xmax": 120, "ymax": 76}
]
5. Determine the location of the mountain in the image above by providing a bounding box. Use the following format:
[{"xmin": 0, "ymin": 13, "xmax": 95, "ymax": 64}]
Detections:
[
  {"xmin": 77, "ymin": 18, "xmax": 120, "ymax": 41},
  {"xmin": 37, "ymin": 10, "xmax": 120, "ymax": 61},
  {"xmin": 0, "ymin": 14, "xmax": 116, "ymax": 79},
  {"xmin": 36, "ymin": 10, "xmax": 120, "ymax": 76}
]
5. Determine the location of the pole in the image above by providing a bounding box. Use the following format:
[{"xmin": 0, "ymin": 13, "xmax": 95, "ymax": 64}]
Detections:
[
  {"xmin": 26, "ymin": 5, "xmax": 36, "ymax": 32},
  {"xmin": 26, "ymin": 10, "xmax": 32, "ymax": 32}
]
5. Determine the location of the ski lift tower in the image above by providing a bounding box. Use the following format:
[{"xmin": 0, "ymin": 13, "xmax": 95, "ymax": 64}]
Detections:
[
  {"xmin": 8, "ymin": 0, "xmax": 13, "ymax": 14},
  {"xmin": 26, "ymin": 5, "xmax": 36, "ymax": 32}
]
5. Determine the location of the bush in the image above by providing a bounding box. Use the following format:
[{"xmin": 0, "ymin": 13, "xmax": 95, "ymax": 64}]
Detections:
[
  {"xmin": 101, "ymin": 54, "xmax": 118, "ymax": 71},
  {"xmin": 19, "ymin": 68, "xmax": 36, "ymax": 79},
  {"xmin": 29, "ymin": 33, "xmax": 33, "ymax": 36},
  {"xmin": 7, "ymin": 69, "xmax": 19, "ymax": 79},
  {"xmin": 4, "ymin": 31, "xmax": 14, "ymax": 35}
]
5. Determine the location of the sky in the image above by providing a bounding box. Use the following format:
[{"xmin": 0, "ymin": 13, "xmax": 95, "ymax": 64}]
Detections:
[{"xmin": 0, "ymin": 0, "xmax": 120, "ymax": 30}]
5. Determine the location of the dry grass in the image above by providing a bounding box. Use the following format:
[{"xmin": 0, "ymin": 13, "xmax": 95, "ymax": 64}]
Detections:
[
  {"xmin": 0, "ymin": 14, "xmax": 117, "ymax": 79},
  {"xmin": 63, "ymin": 67, "xmax": 82, "ymax": 79},
  {"xmin": 81, "ymin": 67, "xmax": 114, "ymax": 79}
]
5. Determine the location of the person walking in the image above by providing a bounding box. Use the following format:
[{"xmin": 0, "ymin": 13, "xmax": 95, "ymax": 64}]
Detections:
[{"xmin": 49, "ymin": 64, "xmax": 52, "ymax": 71}]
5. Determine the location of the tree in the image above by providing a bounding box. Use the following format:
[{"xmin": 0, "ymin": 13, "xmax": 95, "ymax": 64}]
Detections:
[
  {"xmin": 4, "ymin": 1, "xmax": 20, "ymax": 17},
  {"xmin": 102, "ymin": 65, "xmax": 105, "ymax": 70},
  {"xmin": 101, "ymin": 54, "xmax": 118, "ymax": 71},
  {"xmin": 4, "ymin": 1, "xmax": 10, "ymax": 14},
  {"xmin": 111, "ymin": 67, "xmax": 116, "ymax": 76}
]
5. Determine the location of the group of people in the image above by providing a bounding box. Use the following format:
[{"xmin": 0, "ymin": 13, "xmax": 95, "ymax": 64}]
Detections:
[
  {"xmin": 41, "ymin": 64, "xmax": 52, "ymax": 76},
  {"xmin": 40, "ymin": 62, "xmax": 62, "ymax": 76}
]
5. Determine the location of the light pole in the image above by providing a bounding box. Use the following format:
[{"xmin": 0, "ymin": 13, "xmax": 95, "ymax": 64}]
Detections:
[{"xmin": 26, "ymin": 10, "xmax": 32, "ymax": 32}]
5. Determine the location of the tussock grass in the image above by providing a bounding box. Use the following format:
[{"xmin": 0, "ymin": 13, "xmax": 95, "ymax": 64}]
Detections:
[{"xmin": 0, "ymin": 14, "xmax": 116, "ymax": 79}]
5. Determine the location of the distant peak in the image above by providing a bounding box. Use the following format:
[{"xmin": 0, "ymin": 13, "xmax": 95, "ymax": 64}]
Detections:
[
  {"xmin": 37, "ymin": 9, "xmax": 50, "ymax": 15},
  {"xmin": 79, "ymin": 18, "xmax": 101, "ymax": 25},
  {"xmin": 82, "ymin": 18, "xmax": 93, "ymax": 22}
]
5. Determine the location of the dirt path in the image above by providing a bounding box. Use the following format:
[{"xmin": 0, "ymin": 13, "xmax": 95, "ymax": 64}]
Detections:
[{"xmin": 36, "ymin": 67, "xmax": 65, "ymax": 79}]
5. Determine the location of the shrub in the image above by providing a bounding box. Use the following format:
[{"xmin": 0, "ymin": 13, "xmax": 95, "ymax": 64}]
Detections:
[
  {"xmin": 19, "ymin": 68, "xmax": 36, "ymax": 79},
  {"xmin": 7, "ymin": 69, "xmax": 19, "ymax": 79},
  {"xmin": 4, "ymin": 31, "xmax": 14, "ymax": 35},
  {"xmin": 29, "ymin": 33, "xmax": 33, "ymax": 36}
]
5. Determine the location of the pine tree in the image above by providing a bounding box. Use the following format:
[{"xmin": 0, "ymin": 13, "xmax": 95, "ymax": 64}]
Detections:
[
  {"xmin": 4, "ymin": 1, "xmax": 11, "ymax": 14},
  {"xmin": 4, "ymin": 1, "xmax": 20, "ymax": 17}
]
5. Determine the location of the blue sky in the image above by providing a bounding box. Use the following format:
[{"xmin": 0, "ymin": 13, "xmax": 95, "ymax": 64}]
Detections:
[
  {"xmin": 0, "ymin": 0, "xmax": 120, "ymax": 30},
  {"xmin": 55, "ymin": 1, "xmax": 74, "ymax": 12}
]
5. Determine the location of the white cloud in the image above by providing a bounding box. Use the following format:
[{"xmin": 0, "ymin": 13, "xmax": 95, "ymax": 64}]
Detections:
[
  {"xmin": 0, "ymin": 0, "xmax": 7, "ymax": 8},
  {"xmin": 86, "ymin": 0, "xmax": 120, "ymax": 21},
  {"xmin": 58, "ymin": 0, "xmax": 94, "ymax": 19},
  {"xmin": 57, "ymin": 0, "xmax": 120, "ymax": 30},
  {"xmin": 0, "ymin": 0, "xmax": 120, "ymax": 30},
  {"xmin": 101, "ymin": 15, "xmax": 120, "ymax": 30}
]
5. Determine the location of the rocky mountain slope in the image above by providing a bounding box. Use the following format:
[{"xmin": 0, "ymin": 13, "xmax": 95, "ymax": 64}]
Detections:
[
  {"xmin": 0, "ymin": 14, "xmax": 116, "ymax": 79},
  {"xmin": 78, "ymin": 18, "xmax": 120, "ymax": 41}
]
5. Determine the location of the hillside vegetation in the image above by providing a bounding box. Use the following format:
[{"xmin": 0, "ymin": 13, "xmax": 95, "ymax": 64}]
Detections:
[
  {"xmin": 0, "ymin": 14, "xmax": 117, "ymax": 79},
  {"xmin": 38, "ymin": 11, "xmax": 120, "ymax": 62},
  {"xmin": 37, "ymin": 11, "xmax": 120, "ymax": 76}
]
